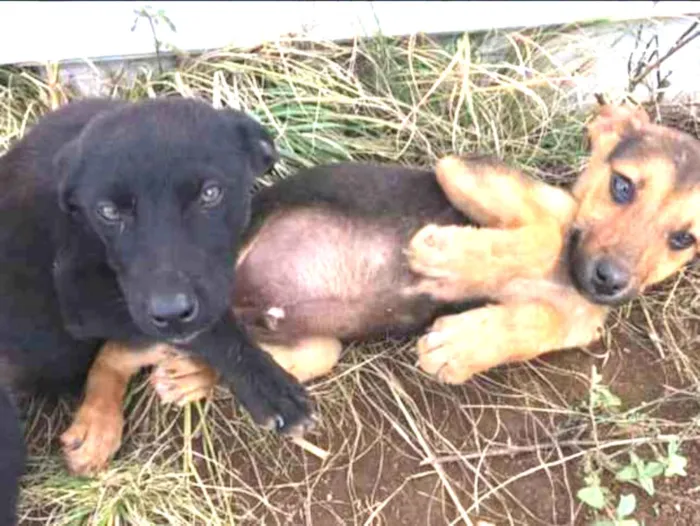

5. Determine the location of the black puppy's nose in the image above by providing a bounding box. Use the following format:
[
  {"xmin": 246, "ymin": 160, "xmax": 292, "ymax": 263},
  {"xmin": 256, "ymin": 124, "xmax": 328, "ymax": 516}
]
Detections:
[
  {"xmin": 148, "ymin": 292, "xmax": 198, "ymax": 326},
  {"xmin": 591, "ymin": 257, "xmax": 630, "ymax": 296}
]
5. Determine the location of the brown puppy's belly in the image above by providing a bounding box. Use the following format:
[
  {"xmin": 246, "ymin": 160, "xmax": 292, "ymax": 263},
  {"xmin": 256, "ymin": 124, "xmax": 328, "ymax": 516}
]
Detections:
[{"xmin": 234, "ymin": 207, "xmax": 437, "ymax": 343}]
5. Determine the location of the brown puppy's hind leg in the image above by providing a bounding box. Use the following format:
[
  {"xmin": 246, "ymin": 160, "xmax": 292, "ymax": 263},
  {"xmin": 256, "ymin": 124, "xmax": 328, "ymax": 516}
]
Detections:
[
  {"xmin": 434, "ymin": 155, "xmax": 575, "ymax": 228},
  {"xmin": 417, "ymin": 302, "xmax": 565, "ymax": 384},
  {"xmin": 259, "ymin": 336, "xmax": 343, "ymax": 383},
  {"xmin": 416, "ymin": 302, "xmax": 601, "ymax": 384},
  {"xmin": 61, "ymin": 342, "xmax": 169, "ymax": 476}
]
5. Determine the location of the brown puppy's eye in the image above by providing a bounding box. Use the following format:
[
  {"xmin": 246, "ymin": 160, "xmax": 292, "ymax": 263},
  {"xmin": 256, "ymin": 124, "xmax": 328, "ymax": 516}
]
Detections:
[
  {"xmin": 96, "ymin": 201, "xmax": 121, "ymax": 223},
  {"xmin": 669, "ymin": 231, "xmax": 696, "ymax": 251},
  {"xmin": 610, "ymin": 172, "xmax": 635, "ymax": 204},
  {"xmin": 200, "ymin": 183, "xmax": 223, "ymax": 208}
]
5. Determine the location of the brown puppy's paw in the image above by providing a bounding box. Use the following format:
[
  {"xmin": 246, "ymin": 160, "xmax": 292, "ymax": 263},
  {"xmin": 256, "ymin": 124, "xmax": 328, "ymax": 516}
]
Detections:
[
  {"xmin": 406, "ymin": 224, "xmax": 483, "ymax": 302},
  {"xmin": 60, "ymin": 403, "xmax": 123, "ymax": 476},
  {"xmin": 150, "ymin": 353, "xmax": 219, "ymax": 406},
  {"xmin": 416, "ymin": 311, "xmax": 496, "ymax": 384},
  {"xmin": 407, "ymin": 224, "xmax": 464, "ymax": 279}
]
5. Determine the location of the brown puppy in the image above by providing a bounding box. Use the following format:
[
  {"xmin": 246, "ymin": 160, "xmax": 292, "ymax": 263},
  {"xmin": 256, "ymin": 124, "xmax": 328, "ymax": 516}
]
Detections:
[
  {"xmin": 407, "ymin": 104, "xmax": 700, "ymax": 382},
  {"xmin": 61, "ymin": 104, "xmax": 700, "ymax": 475}
]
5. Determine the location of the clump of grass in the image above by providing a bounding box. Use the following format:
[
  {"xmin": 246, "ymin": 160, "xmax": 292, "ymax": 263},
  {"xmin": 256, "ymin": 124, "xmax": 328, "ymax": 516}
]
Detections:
[{"xmin": 2, "ymin": 19, "xmax": 700, "ymax": 525}]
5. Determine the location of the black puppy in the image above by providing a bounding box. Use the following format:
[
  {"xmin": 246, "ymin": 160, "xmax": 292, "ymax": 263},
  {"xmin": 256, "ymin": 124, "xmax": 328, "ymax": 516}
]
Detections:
[
  {"xmin": 0, "ymin": 98, "xmax": 311, "ymax": 523},
  {"xmin": 0, "ymin": 389, "xmax": 23, "ymax": 526}
]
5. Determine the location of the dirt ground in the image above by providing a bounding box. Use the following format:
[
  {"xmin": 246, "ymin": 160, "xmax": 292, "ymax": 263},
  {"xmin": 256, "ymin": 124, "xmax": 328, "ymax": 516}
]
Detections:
[
  {"xmin": 191, "ymin": 315, "xmax": 698, "ymax": 525},
  {"xmin": 242, "ymin": 333, "xmax": 700, "ymax": 525}
]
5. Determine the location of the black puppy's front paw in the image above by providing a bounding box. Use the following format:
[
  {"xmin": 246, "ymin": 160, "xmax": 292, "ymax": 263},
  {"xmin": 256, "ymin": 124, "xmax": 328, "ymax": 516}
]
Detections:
[{"xmin": 235, "ymin": 355, "xmax": 316, "ymax": 435}]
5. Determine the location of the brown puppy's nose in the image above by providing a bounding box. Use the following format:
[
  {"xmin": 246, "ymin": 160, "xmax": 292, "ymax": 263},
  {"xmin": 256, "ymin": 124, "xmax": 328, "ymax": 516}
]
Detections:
[
  {"xmin": 590, "ymin": 257, "xmax": 630, "ymax": 297},
  {"xmin": 148, "ymin": 291, "xmax": 198, "ymax": 327}
]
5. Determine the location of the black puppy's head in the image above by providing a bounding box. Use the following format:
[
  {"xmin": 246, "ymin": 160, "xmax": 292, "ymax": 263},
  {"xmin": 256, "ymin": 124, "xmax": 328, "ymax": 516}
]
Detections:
[{"xmin": 55, "ymin": 98, "xmax": 278, "ymax": 342}]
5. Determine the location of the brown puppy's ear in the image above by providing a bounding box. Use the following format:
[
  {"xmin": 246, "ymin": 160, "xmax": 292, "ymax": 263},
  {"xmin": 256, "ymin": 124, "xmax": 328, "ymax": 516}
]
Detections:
[
  {"xmin": 587, "ymin": 104, "xmax": 650, "ymax": 154},
  {"xmin": 221, "ymin": 109, "xmax": 279, "ymax": 176},
  {"xmin": 53, "ymin": 138, "xmax": 83, "ymax": 214}
]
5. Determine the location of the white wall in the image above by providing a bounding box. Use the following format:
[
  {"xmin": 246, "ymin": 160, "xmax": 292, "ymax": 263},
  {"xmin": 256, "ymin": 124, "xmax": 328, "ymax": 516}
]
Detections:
[
  {"xmin": 2, "ymin": 2, "xmax": 700, "ymax": 104},
  {"xmin": 0, "ymin": 1, "xmax": 698, "ymax": 65}
]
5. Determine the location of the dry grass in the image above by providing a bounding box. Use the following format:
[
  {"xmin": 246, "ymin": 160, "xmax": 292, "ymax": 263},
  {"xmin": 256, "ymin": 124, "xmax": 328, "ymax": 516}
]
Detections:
[{"xmin": 1, "ymin": 20, "xmax": 700, "ymax": 526}]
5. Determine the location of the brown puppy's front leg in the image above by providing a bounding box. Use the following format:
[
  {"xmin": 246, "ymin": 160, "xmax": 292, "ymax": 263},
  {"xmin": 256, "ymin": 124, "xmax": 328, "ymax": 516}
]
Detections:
[
  {"xmin": 406, "ymin": 223, "xmax": 565, "ymax": 301},
  {"xmin": 61, "ymin": 342, "xmax": 169, "ymax": 476},
  {"xmin": 416, "ymin": 302, "xmax": 600, "ymax": 384},
  {"xmin": 406, "ymin": 155, "xmax": 575, "ymax": 301}
]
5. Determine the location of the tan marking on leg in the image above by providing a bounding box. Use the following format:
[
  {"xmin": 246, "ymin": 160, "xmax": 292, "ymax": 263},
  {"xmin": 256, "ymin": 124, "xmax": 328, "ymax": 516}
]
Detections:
[
  {"xmin": 61, "ymin": 342, "xmax": 168, "ymax": 476},
  {"xmin": 150, "ymin": 351, "xmax": 219, "ymax": 406},
  {"xmin": 147, "ymin": 335, "xmax": 342, "ymax": 406},
  {"xmin": 435, "ymin": 155, "xmax": 575, "ymax": 228},
  {"xmin": 416, "ymin": 302, "xmax": 592, "ymax": 384},
  {"xmin": 406, "ymin": 221, "xmax": 564, "ymax": 302},
  {"xmin": 405, "ymin": 155, "xmax": 576, "ymax": 302}
]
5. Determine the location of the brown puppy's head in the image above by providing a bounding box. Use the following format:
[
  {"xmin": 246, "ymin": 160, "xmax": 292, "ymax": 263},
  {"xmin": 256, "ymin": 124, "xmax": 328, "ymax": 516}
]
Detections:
[{"xmin": 569, "ymin": 104, "xmax": 700, "ymax": 306}]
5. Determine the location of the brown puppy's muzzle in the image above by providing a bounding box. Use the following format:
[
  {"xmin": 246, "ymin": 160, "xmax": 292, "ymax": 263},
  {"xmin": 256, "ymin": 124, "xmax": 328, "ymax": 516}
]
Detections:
[{"xmin": 567, "ymin": 229, "xmax": 638, "ymax": 306}]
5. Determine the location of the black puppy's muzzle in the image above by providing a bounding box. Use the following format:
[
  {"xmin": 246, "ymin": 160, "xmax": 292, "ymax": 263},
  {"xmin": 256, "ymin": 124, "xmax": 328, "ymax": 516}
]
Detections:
[
  {"xmin": 148, "ymin": 290, "xmax": 199, "ymax": 327},
  {"xmin": 144, "ymin": 272, "xmax": 201, "ymax": 333},
  {"xmin": 567, "ymin": 229, "xmax": 637, "ymax": 306}
]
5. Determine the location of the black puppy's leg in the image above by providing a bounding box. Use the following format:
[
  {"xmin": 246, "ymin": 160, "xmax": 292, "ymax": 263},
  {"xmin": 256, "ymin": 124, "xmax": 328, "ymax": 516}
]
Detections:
[
  {"xmin": 183, "ymin": 315, "xmax": 313, "ymax": 434},
  {"xmin": 0, "ymin": 388, "xmax": 24, "ymax": 526}
]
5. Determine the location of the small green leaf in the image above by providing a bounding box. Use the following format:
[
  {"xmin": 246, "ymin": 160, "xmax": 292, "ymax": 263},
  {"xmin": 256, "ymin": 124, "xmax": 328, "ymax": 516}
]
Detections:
[
  {"xmin": 584, "ymin": 472, "xmax": 601, "ymax": 487},
  {"xmin": 163, "ymin": 17, "xmax": 177, "ymax": 32},
  {"xmin": 668, "ymin": 439, "xmax": 680, "ymax": 457},
  {"xmin": 617, "ymin": 493, "xmax": 637, "ymax": 518},
  {"xmin": 599, "ymin": 387, "xmax": 622, "ymax": 408},
  {"xmin": 644, "ymin": 461, "xmax": 665, "ymax": 478},
  {"xmin": 639, "ymin": 475, "xmax": 655, "ymax": 496},
  {"xmin": 577, "ymin": 486, "xmax": 607, "ymax": 510},
  {"xmin": 616, "ymin": 465, "xmax": 638, "ymax": 482},
  {"xmin": 630, "ymin": 452, "xmax": 643, "ymax": 469},
  {"xmin": 664, "ymin": 453, "xmax": 688, "ymax": 478}
]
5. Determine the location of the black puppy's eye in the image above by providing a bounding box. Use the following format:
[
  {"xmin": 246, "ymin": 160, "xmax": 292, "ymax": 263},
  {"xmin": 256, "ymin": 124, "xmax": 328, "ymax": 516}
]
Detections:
[
  {"xmin": 200, "ymin": 183, "xmax": 223, "ymax": 208},
  {"xmin": 669, "ymin": 230, "xmax": 696, "ymax": 251},
  {"xmin": 96, "ymin": 201, "xmax": 121, "ymax": 223},
  {"xmin": 610, "ymin": 172, "xmax": 635, "ymax": 204}
]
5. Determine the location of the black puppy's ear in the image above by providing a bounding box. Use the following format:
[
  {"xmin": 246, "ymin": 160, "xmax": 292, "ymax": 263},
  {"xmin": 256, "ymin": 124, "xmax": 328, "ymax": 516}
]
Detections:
[
  {"xmin": 53, "ymin": 139, "xmax": 82, "ymax": 214},
  {"xmin": 222, "ymin": 109, "xmax": 279, "ymax": 175}
]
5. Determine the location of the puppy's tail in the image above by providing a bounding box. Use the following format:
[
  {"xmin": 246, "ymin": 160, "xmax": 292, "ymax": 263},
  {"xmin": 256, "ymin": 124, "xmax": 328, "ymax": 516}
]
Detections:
[{"xmin": 0, "ymin": 388, "xmax": 24, "ymax": 526}]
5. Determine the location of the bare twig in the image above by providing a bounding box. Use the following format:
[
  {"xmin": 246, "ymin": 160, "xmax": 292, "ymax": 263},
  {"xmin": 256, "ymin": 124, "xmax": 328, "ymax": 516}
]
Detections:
[
  {"xmin": 290, "ymin": 436, "xmax": 330, "ymax": 460},
  {"xmin": 421, "ymin": 434, "xmax": 700, "ymax": 465},
  {"xmin": 594, "ymin": 92, "xmax": 608, "ymax": 106},
  {"xmin": 628, "ymin": 20, "xmax": 700, "ymax": 93},
  {"xmin": 384, "ymin": 371, "xmax": 474, "ymax": 526}
]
